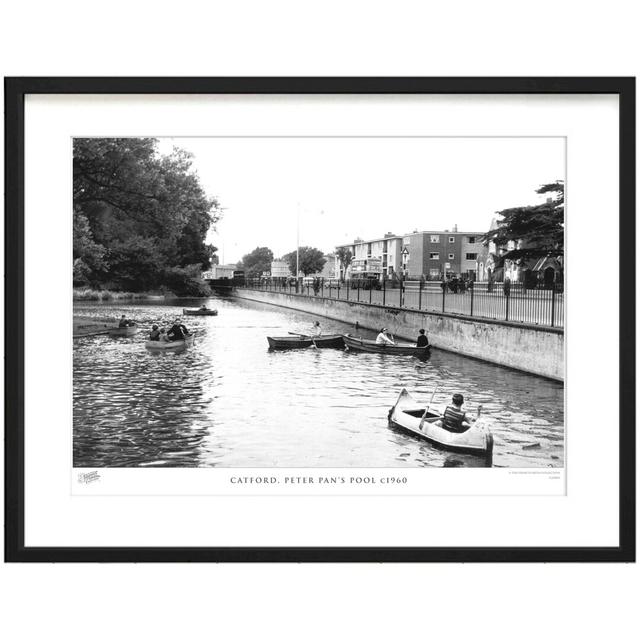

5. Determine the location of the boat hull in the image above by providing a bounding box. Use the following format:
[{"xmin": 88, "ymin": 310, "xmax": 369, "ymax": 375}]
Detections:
[
  {"xmin": 344, "ymin": 334, "xmax": 430, "ymax": 356},
  {"xmin": 183, "ymin": 308, "xmax": 218, "ymax": 316},
  {"xmin": 389, "ymin": 389, "xmax": 493, "ymax": 456},
  {"xmin": 267, "ymin": 336, "xmax": 313, "ymax": 349},
  {"xmin": 108, "ymin": 326, "xmax": 139, "ymax": 337},
  {"xmin": 145, "ymin": 333, "xmax": 195, "ymax": 351},
  {"xmin": 302, "ymin": 334, "xmax": 345, "ymax": 348},
  {"xmin": 268, "ymin": 334, "xmax": 345, "ymax": 349}
]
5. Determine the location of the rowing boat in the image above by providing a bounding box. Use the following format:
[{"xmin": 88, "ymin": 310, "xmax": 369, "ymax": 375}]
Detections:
[
  {"xmin": 343, "ymin": 334, "xmax": 430, "ymax": 356},
  {"xmin": 108, "ymin": 326, "xmax": 139, "ymax": 337},
  {"xmin": 267, "ymin": 335, "xmax": 313, "ymax": 349},
  {"xmin": 305, "ymin": 334, "xmax": 344, "ymax": 348},
  {"xmin": 388, "ymin": 388, "xmax": 493, "ymax": 456},
  {"xmin": 183, "ymin": 308, "xmax": 218, "ymax": 316},
  {"xmin": 268, "ymin": 334, "xmax": 345, "ymax": 349},
  {"xmin": 145, "ymin": 333, "xmax": 195, "ymax": 351}
]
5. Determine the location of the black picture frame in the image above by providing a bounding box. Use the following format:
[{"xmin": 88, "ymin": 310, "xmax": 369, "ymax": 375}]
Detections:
[{"xmin": 4, "ymin": 77, "xmax": 635, "ymax": 563}]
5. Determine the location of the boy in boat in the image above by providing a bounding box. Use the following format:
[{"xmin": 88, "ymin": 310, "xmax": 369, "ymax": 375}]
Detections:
[
  {"xmin": 159, "ymin": 328, "xmax": 170, "ymax": 342},
  {"xmin": 149, "ymin": 324, "xmax": 160, "ymax": 341},
  {"xmin": 438, "ymin": 393, "xmax": 475, "ymax": 433},
  {"xmin": 416, "ymin": 329, "xmax": 429, "ymax": 347},
  {"xmin": 311, "ymin": 321, "xmax": 322, "ymax": 336},
  {"xmin": 167, "ymin": 319, "xmax": 190, "ymax": 341},
  {"xmin": 376, "ymin": 328, "xmax": 395, "ymax": 345},
  {"xmin": 200, "ymin": 304, "xmax": 208, "ymax": 310}
]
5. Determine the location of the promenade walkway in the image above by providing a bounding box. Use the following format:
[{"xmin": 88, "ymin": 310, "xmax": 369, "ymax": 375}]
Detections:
[{"xmin": 241, "ymin": 280, "xmax": 564, "ymax": 329}]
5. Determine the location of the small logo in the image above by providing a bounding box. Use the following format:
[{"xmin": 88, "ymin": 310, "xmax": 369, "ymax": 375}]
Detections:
[{"xmin": 78, "ymin": 470, "xmax": 101, "ymax": 484}]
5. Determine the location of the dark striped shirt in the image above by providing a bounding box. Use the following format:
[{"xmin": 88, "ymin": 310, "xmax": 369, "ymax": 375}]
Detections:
[{"xmin": 442, "ymin": 405, "xmax": 468, "ymax": 432}]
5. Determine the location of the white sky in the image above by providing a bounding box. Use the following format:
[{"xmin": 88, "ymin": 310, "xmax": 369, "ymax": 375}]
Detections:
[{"xmin": 157, "ymin": 137, "xmax": 564, "ymax": 264}]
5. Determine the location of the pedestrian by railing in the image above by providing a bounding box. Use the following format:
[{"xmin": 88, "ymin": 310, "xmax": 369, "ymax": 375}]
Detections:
[{"xmin": 241, "ymin": 277, "xmax": 564, "ymax": 329}]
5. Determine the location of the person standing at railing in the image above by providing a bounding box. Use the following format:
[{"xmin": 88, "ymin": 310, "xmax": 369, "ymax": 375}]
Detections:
[{"xmin": 503, "ymin": 277, "xmax": 511, "ymax": 297}]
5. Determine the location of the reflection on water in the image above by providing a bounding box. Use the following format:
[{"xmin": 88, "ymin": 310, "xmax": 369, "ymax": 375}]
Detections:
[{"xmin": 73, "ymin": 295, "xmax": 564, "ymax": 468}]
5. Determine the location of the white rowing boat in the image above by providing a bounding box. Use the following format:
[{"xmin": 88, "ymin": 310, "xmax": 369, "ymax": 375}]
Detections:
[{"xmin": 388, "ymin": 388, "xmax": 493, "ymax": 456}]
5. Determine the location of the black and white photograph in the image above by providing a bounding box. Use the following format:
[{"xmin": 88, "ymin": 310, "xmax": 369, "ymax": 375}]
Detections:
[{"xmin": 72, "ymin": 135, "xmax": 565, "ymax": 471}]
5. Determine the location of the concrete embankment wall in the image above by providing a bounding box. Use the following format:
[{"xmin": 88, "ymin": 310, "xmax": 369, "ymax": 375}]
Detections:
[{"xmin": 232, "ymin": 289, "xmax": 564, "ymax": 381}]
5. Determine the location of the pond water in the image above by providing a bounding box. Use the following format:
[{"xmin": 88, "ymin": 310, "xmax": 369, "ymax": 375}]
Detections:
[{"xmin": 73, "ymin": 295, "xmax": 564, "ymax": 468}]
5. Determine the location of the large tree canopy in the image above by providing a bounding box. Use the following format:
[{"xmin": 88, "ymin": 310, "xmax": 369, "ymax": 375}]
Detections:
[
  {"xmin": 483, "ymin": 181, "xmax": 564, "ymax": 263},
  {"xmin": 73, "ymin": 138, "xmax": 220, "ymax": 294},
  {"xmin": 282, "ymin": 246, "xmax": 326, "ymax": 276},
  {"xmin": 238, "ymin": 247, "xmax": 274, "ymax": 276}
]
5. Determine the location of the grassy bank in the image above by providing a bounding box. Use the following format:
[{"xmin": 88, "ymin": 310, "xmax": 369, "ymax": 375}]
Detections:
[{"xmin": 73, "ymin": 288, "xmax": 168, "ymax": 301}]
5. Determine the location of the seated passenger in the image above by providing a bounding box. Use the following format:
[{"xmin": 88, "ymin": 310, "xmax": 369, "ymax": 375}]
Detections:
[
  {"xmin": 439, "ymin": 393, "xmax": 474, "ymax": 433},
  {"xmin": 311, "ymin": 321, "xmax": 322, "ymax": 336},
  {"xmin": 148, "ymin": 324, "xmax": 160, "ymax": 341},
  {"xmin": 200, "ymin": 305, "xmax": 208, "ymax": 310},
  {"xmin": 159, "ymin": 328, "xmax": 170, "ymax": 342},
  {"xmin": 416, "ymin": 329, "xmax": 429, "ymax": 347},
  {"xmin": 167, "ymin": 320, "xmax": 189, "ymax": 341},
  {"xmin": 119, "ymin": 315, "xmax": 129, "ymax": 328},
  {"xmin": 376, "ymin": 328, "xmax": 395, "ymax": 345}
]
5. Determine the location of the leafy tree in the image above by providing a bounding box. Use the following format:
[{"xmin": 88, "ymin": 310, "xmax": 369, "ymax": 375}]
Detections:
[
  {"xmin": 73, "ymin": 209, "xmax": 107, "ymax": 285},
  {"xmin": 483, "ymin": 181, "xmax": 564, "ymax": 263},
  {"xmin": 240, "ymin": 246, "xmax": 274, "ymax": 276},
  {"xmin": 73, "ymin": 138, "xmax": 221, "ymax": 292},
  {"xmin": 335, "ymin": 247, "xmax": 352, "ymax": 281},
  {"xmin": 282, "ymin": 246, "xmax": 327, "ymax": 276},
  {"xmin": 162, "ymin": 264, "xmax": 212, "ymax": 297}
]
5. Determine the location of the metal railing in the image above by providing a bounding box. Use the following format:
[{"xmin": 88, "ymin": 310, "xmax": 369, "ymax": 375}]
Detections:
[{"xmin": 240, "ymin": 278, "xmax": 564, "ymax": 329}]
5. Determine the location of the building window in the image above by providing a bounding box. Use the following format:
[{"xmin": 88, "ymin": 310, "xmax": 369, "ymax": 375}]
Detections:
[
  {"xmin": 429, "ymin": 268, "xmax": 440, "ymax": 277},
  {"xmin": 404, "ymin": 238, "xmax": 410, "ymax": 245},
  {"xmin": 466, "ymin": 253, "xmax": 478, "ymax": 260},
  {"xmin": 429, "ymin": 252, "xmax": 439, "ymax": 260},
  {"xmin": 430, "ymin": 235, "xmax": 439, "ymax": 243},
  {"xmin": 467, "ymin": 236, "xmax": 476, "ymax": 243},
  {"xmin": 449, "ymin": 236, "xmax": 455, "ymax": 243},
  {"xmin": 448, "ymin": 253, "xmax": 455, "ymax": 260}
]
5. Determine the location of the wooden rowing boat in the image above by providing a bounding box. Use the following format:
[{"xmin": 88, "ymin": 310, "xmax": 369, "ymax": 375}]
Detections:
[
  {"xmin": 267, "ymin": 335, "xmax": 313, "ymax": 349},
  {"xmin": 145, "ymin": 333, "xmax": 195, "ymax": 351},
  {"xmin": 268, "ymin": 334, "xmax": 345, "ymax": 349},
  {"xmin": 183, "ymin": 308, "xmax": 218, "ymax": 316},
  {"xmin": 343, "ymin": 334, "xmax": 430, "ymax": 356},
  {"xmin": 108, "ymin": 326, "xmax": 139, "ymax": 337},
  {"xmin": 388, "ymin": 389, "xmax": 493, "ymax": 456}
]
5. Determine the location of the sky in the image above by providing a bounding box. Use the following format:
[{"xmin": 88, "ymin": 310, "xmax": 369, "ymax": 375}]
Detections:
[{"xmin": 157, "ymin": 137, "xmax": 565, "ymax": 265}]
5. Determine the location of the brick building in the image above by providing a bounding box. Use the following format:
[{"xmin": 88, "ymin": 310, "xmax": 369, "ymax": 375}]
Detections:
[{"xmin": 336, "ymin": 226, "xmax": 487, "ymax": 281}]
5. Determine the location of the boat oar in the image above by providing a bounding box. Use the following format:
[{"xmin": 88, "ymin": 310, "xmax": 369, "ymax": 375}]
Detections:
[{"xmin": 420, "ymin": 384, "xmax": 440, "ymax": 431}]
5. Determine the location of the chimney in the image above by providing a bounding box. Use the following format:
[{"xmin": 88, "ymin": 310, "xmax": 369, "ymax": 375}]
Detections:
[{"xmin": 453, "ymin": 224, "xmax": 458, "ymax": 232}]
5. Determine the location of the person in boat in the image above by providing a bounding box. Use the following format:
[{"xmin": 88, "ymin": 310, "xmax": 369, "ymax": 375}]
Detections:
[
  {"xmin": 148, "ymin": 324, "xmax": 160, "ymax": 341},
  {"xmin": 167, "ymin": 319, "xmax": 190, "ymax": 342},
  {"xmin": 159, "ymin": 328, "xmax": 170, "ymax": 342},
  {"xmin": 311, "ymin": 321, "xmax": 322, "ymax": 336},
  {"xmin": 119, "ymin": 315, "xmax": 135, "ymax": 328},
  {"xmin": 200, "ymin": 304, "xmax": 208, "ymax": 310},
  {"xmin": 416, "ymin": 328, "xmax": 429, "ymax": 347},
  {"xmin": 376, "ymin": 328, "xmax": 395, "ymax": 345},
  {"xmin": 438, "ymin": 393, "xmax": 476, "ymax": 433}
]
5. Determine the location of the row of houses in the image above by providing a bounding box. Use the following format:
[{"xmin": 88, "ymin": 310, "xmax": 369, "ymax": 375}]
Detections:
[
  {"xmin": 334, "ymin": 225, "xmax": 488, "ymax": 282},
  {"xmin": 334, "ymin": 220, "xmax": 562, "ymax": 285}
]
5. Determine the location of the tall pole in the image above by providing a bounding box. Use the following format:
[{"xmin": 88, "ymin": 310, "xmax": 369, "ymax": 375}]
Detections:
[{"xmin": 296, "ymin": 203, "xmax": 300, "ymax": 278}]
